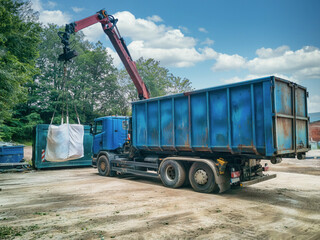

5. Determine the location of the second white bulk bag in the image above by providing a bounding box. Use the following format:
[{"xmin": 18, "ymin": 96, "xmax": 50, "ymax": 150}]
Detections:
[{"xmin": 68, "ymin": 124, "xmax": 84, "ymax": 160}]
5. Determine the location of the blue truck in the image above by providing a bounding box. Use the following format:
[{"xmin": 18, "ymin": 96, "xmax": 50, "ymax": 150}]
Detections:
[
  {"xmin": 91, "ymin": 76, "xmax": 309, "ymax": 193},
  {"xmin": 59, "ymin": 11, "xmax": 309, "ymax": 193}
]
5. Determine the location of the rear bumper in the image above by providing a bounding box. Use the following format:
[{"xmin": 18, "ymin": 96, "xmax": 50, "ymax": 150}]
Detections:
[{"xmin": 240, "ymin": 174, "xmax": 277, "ymax": 187}]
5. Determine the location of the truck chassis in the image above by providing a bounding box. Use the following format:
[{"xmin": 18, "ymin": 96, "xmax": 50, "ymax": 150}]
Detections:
[{"xmin": 93, "ymin": 151, "xmax": 276, "ymax": 193}]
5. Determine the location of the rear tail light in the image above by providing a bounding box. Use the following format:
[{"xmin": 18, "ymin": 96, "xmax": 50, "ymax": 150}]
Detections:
[
  {"xmin": 231, "ymin": 170, "xmax": 240, "ymax": 178},
  {"xmin": 230, "ymin": 168, "xmax": 240, "ymax": 184},
  {"xmin": 263, "ymin": 163, "xmax": 269, "ymax": 171},
  {"xmin": 127, "ymin": 133, "xmax": 131, "ymax": 140}
]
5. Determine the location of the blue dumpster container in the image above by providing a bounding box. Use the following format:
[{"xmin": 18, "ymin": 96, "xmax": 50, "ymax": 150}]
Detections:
[
  {"xmin": 132, "ymin": 76, "xmax": 309, "ymax": 158},
  {"xmin": 0, "ymin": 145, "xmax": 24, "ymax": 163}
]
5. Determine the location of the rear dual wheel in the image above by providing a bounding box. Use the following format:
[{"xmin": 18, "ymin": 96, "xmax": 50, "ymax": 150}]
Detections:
[{"xmin": 189, "ymin": 162, "xmax": 218, "ymax": 193}]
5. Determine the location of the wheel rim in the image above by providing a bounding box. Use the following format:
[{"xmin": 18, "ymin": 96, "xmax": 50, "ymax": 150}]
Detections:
[
  {"xmin": 100, "ymin": 161, "xmax": 106, "ymax": 171},
  {"xmin": 194, "ymin": 169, "xmax": 208, "ymax": 185},
  {"xmin": 166, "ymin": 165, "xmax": 176, "ymax": 180}
]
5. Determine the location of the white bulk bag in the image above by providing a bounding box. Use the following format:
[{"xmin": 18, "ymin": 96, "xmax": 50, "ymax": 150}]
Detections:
[
  {"xmin": 45, "ymin": 123, "xmax": 84, "ymax": 162},
  {"xmin": 68, "ymin": 124, "xmax": 84, "ymax": 159}
]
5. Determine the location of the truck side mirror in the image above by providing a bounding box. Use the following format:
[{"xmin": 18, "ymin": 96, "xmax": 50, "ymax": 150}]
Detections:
[{"xmin": 90, "ymin": 124, "xmax": 93, "ymax": 135}]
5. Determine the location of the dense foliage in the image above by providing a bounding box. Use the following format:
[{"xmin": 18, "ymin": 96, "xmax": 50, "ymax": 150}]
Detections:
[
  {"xmin": 0, "ymin": 1, "xmax": 41, "ymax": 120},
  {"xmin": 0, "ymin": 0, "xmax": 41, "ymax": 141},
  {"xmin": 0, "ymin": 0, "xmax": 193, "ymax": 143}
]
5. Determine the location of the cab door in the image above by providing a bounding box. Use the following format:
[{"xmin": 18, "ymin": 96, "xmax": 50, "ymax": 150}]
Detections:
[{"xmin": 93, "ymin": 120, "xmax": 104, "ymax": 155}]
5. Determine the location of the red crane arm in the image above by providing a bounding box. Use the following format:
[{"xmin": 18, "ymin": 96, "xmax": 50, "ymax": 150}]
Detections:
[{"xmin": 58, "ymin": 10, "xmax": 150, "ymax": 100}]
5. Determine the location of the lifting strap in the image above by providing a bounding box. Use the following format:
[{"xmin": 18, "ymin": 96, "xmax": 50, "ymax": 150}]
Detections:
[{"xmin": 49, "ymin": 61, "xmax": 81, "ymax": 125}]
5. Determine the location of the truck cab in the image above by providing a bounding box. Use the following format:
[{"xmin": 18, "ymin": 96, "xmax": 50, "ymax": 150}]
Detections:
[{"xmin": 92, "ymin": 116, "xmax": 130, "ymax": 167}]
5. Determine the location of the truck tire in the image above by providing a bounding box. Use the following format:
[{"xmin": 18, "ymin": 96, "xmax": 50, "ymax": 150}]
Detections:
[
  {"xmin": 189, "ymin": 162, "xmax": 218, "ymax": 193},
  {"xmin": 97, "ymin": 155, "xmax": 115, "ymax": 177},
  {"xmin": 160, "ymin": 160, "xmax": 186, "ymax": 188}
]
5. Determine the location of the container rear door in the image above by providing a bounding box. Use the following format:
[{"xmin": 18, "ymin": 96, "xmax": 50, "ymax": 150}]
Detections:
[
  {"xmin": 274, "ymin": 78, "xmax": 309, "ymax": 155},
  {"xmin": 295, "ymin": 86, "xmax": 309, "ymax": 152}
]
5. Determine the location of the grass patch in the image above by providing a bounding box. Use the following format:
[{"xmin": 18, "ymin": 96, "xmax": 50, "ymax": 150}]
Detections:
[
  {"xmin": 0, "ymin": 224, "xmax": 40, "ymax": 240},
  {"xmin": 19, "ymin": 141, "xmax": 32, "ymax": 146},
  {"xmin": 34, "ymin": 212, "xmax": 47, "ymax": 215},
  {"xmin": 0, "ymin": 226, "xmax": 21, "ymax": 239}
]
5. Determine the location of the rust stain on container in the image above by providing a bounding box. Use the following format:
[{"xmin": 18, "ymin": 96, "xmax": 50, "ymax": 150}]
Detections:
[
  {"xmin": 279, "ymin": 82, "xmax": 292, "ymax": 115},
  {"xmin": 295, "ymin": 88, "xmax": 305, "ymax": 117},
  {"xmin": 183, "ymin": 92, "xmax": 193, "ymax": 96},
  {"xmin": 184, "ymin": 138, "xmax": 190, "ymax": 148},
  {"xmin": 278, "ymin": 118, "xmax": 291, "ymax": 137},
  {"xmin": 226, "ymin": 144, "xmax": 234, "ymax": 154},
  {"xmin": 237, "ymin": 142, "xmax": 259, "ymax": 155}
]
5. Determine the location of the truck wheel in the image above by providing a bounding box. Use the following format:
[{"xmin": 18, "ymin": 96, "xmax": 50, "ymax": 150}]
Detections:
[
  {"xmin": 189, "ymin": 162, "xmax": 218, "ymax": 193},
  {"xmin": 97, "ymin": 155, "xmax": 115, "ymax": 177},
  {"xmin": 160, "ymin": 160, "xmax": 186, "ymax": 188}
]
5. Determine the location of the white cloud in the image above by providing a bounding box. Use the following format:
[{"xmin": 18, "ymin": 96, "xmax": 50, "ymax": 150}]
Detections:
[
  {"xmin": 212, "ymin": 45, "xmax": 320, "ymax": 82},
  {"xmin": 308, "ymin": 94, "xmax": 320, "ymax": 113},
  {"xmin": 114, "ymin": 11, "xmax": 175, "ymax": 45},
  {"xmin": 146, "ymin": 15, "xmax": 163, "ymax": 22},
  {"xmin": 31, "ymin": 0, "xmax": 42, "ymax": 12},
  {"xmin": 201, "ymin": 38, "xmax": 214, "ymax": 46},
  {"xmin": 128, "ymin": 42, "xmax": 216, "ymax": 67},
  {"xmin": 106, "ymin": 47, "xmax": 121, "ymax": 67},
  {"xmin": 81, "ymin": 23, "xmax": 104, "ymax": 42},
  {"xmin": 198, "ymin": 27, "xmax": 208, "ymax": 33},
  {"xmin": 112, "ymin": 11, "xmax": 216, "ymax": 67},
  {"xmin": 212, "ymin": 53, "xmax": 246, "ymax": 71},
  {"xmin": 72, "ymin": 7, "xmax": 84, "ymax": 13},
  {"xmin": 247, "ymin": 46, "xmax": 320, "ymax": 77},
  {"xmin": 31, "ymin": 0, "xmax": 70, "ymax": 26},
  {"xmin": 39, "ymin": 10, "xmax": 71, "ymax": 25},
  {"xmin": 255, "ymin": 45, "xmax": 290, "ymax": 59},
  {"xmin": 146, "ymin": 29, "xmax": 196, "ymax": 49},
  {"xmin": 293, "ymin": 67, "xmax": 320, "ymax": 79}
]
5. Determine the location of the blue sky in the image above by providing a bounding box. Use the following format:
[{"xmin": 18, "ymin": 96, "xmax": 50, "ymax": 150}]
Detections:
[{"xmin": 31, "ymin": 0, "xmax": 320, "ymax": 112}]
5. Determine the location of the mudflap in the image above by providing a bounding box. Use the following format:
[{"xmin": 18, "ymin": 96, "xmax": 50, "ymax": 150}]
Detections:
[{"xmin": 212, "ymin": 165, "xmax": 231, "ymax": 193}]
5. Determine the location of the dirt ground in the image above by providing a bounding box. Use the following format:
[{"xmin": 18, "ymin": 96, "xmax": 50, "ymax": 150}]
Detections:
[{"xmin": 0, "ymin": 149, "xmax": 320, "ymax": 239}]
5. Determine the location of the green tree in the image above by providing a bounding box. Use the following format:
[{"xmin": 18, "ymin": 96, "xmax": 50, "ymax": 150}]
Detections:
[
  {"xmin": 0, "ymin": 0, "xmax": 41, "ymax": 141},
  {"xmin": 167, "ymin": 74, "xmax": 193, "ymax": 94},
  {"xmin": 135, "ymin": 58, "xmax": 170, "ymax": 97},
  {"xmin": 0, "ymin": 0, "xmax": 41, "ymax": 122},
  {"xmin": 69, "ymin": 41, "xmax": 124, "ymax": 120}
]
